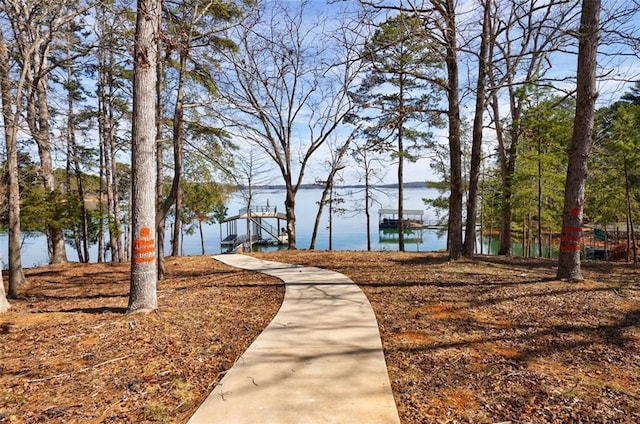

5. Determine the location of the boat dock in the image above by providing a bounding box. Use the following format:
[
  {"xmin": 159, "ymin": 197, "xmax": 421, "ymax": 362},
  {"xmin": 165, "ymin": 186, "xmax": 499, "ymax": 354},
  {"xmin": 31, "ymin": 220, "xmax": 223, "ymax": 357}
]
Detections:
[
  {"xmin": 378, "ymin": 208, "xmax": 429, "ymax": 229},
  {"xmin": 220, "ymin": 205, "xmax": 288, "ymax": 251}
]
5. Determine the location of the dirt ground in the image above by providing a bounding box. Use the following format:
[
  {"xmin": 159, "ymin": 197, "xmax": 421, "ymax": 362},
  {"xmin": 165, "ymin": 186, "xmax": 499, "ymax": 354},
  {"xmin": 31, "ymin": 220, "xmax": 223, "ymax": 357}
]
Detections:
[{"xmin": 1, "ymin": 251, "xmax": 639, "ymax": 423}]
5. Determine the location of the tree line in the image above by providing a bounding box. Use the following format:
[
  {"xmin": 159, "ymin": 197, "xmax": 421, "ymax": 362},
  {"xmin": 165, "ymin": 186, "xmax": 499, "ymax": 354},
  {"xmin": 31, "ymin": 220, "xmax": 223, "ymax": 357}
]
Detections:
[{"xmin": 0, "ymin": 0, "xmax": 637, "ymax": 312}]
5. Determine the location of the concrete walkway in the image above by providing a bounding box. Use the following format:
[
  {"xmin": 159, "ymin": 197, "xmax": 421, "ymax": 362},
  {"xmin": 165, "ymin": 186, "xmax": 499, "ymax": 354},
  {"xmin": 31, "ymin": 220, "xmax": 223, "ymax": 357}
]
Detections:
[{"xmin": 188, "ymin": 254, "xmax": 400, "ymax": 424}]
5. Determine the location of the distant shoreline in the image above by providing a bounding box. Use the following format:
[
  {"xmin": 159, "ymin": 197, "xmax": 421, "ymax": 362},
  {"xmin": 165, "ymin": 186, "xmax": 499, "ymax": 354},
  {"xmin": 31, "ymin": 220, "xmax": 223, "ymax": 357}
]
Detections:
[{"xmin": 236, "ymin": 181, "xmax": 441, "ymax": 191}]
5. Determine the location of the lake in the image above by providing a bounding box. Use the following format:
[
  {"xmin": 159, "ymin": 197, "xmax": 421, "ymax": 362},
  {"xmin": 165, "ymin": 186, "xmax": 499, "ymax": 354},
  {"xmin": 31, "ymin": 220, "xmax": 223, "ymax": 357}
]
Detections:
[
  {"xmin": 219, "ymin": 186, "xmax": 448, "ymax": 253},
  {"xmin": 2, "ymin": 186, "xmax": 453, "ymax": 268}
]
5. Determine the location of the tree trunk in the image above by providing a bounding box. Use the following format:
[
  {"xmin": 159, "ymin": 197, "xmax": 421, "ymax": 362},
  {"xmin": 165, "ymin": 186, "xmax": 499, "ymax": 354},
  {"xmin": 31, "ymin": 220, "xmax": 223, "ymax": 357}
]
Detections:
[
  {"xmin": 247, "ymin": 197, "xmax": 253, "ymax": 253},
  {"xmin": 397, "ymin": 70, "xmax": 406, "ymax": 252},
  {"xmin": 27, "ymin": 73, "xmax": 68, "ymax": 264},
  {"xmin": 101, "ymin": 47, "xmax": 121, "ymax": 263},
  {"xmin": 128, "ymin": 0, "xmax": 160, "ymax": 313},
  {"xmin": 67, "ymin": 123, "xmax": 85, "ymax": 263},
  {"xmin": 479, "ymin": 173, "xmax": 484, "ymax": 255},
  {"xmin": 623, "ymin": 157, "xmax": 637, "ymax": 263},
  {"xmin": 199, "ymin": 221, "xmax": 205, "ymax": 255},
  {"xmin": 170, "ymin": 39, "xmax": 189, "ymax": 257},
  {"xmin": 310, "ymin": 140, "xmax": 350, "ymax": 250},
  {"xmin": 65, "ymin": 46, "xmax": 91, "ymax": 263},
  {"xmin": 0, "ymin": 29, "xmax": 26, "ymax": 297},
  {"xmin": 444, "ymin": 0, "xmax": 463, "ymax": 260},
  {"xmin": 488, "ymin": 193, "xmax": 494, "ymax": 254},
  {"xmin": 527, "ymin": 213, "xmax": 532, "ymax": 257},
  {"xmin": 309, "ymin": 191, "xmax": 324, "ymax": 250},
  {"xmin": 105, "ymin": 41, "xmax": 124, "ymax": 263},
  {"xmin": 463, "ymin": 0, "xmax": 490, "ymax": 258},
  {"xmin": 104, "ymin": 122, "xmax": 117, "ymax": 261},
  {"xmin": 328, "ymin": 187, "xmax": 334, "ymax": 250},
  {"xmin": 76, "ymin": 170, "xmax": 91, "ymax": 262},
  {"xmin": 156, "ymin": 38, "xmax": 166, "ymax": 280},
  {"xmin": 96, "ymin": 7, "xmax": 106, "ymax": 263},
  {"xmin": 156, "ymin": 47, "xmax": 187, "ymax": 258},
  {"xmin": 499, "ymin": 87, "xmax": 525, "ymax": 256},
  {"xmin": 489, "ymin": 94, "xmax": 513, "ymax": 256},
  {"xmin": 557, "ymin": 0, "xmax": 600, "ymax": 280},
  {"xmin": 110, "ymin": 119, "xmax": 124, "ymax": 262},
  {"xmin": 98, "ymin": 137, "xmax": 105, "ymax": 263},
  {"xmin": 285, "ymin": 187, "xmax": 297, "ymax": 249},
  {"xmin": 537, "ymin": 137, "xmax": 543, "ymax": 258},
  {"xmin": 365, "ymin": 172, "xmax": 372, "ymax": 252}
]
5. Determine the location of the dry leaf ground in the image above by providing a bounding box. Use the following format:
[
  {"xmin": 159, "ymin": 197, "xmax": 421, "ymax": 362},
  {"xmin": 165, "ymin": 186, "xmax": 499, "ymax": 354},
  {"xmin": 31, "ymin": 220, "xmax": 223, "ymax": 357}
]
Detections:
[
  {"xmin": 1, "ymin": 251, "xmax": 639, "ymax": 423},
  {"xmin": 0, "ymin": 257, "xmax": 283, "ymax": 423}
]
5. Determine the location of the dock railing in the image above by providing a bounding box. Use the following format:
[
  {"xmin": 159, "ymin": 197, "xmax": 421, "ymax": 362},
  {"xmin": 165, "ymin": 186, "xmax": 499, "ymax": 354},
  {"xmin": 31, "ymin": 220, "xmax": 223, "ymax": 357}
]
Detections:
[
  {"xmin": 249, "ymin": 216, "xmax": 281, "ymax": 240},
  {"xmin": 239, "ymin": 205, "xmax": 277, "ymax": 216}
]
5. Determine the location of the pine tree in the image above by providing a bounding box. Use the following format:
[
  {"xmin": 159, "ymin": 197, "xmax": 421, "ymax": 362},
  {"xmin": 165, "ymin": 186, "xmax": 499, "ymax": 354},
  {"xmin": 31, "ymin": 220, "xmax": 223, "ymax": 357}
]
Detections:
[
  {"xmin": 352, "ymin": 12, "xmax": 443, "ymax": 251},
  {"xmin": 514, "ymin": 94, "xmax": 573, "ymax": 257}
]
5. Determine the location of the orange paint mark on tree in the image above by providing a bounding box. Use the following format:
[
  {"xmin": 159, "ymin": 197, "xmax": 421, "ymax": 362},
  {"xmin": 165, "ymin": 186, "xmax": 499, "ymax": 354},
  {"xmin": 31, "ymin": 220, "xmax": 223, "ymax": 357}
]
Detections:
[
  {"xmin": 559, "ymin": 244, "xmax": 581, "ymax": 251},
  {"xmin": 560, "ymin": 236, "xmax": 581, "ymax": 242},
  {"xmin": 133, "ymin": 226, "xmax": 155, "ymax": 264},
  {"xmin": 133, "ymin": 239, "xmax": 154, "ymax": 248},
  {"xmin": 562, "ymin": 226, "xmax": 582, "ymax": 233}
]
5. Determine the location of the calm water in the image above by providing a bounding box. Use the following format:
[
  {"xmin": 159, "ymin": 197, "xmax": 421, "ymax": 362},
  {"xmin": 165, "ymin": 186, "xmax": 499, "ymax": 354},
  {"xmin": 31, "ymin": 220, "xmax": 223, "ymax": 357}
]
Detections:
[
  {"xmin": 2, "ymin": 187, "xmax": 450, "ymax": 268},
  {"xmin": 222, "ymin": 187, "xmax": 448, "ymax": 253}
]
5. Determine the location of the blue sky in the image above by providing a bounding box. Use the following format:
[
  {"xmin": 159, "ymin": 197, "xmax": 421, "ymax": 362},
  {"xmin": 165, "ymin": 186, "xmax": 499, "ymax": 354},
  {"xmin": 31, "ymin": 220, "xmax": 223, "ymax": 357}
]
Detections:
[{"xmin": 222, "ymin": 0, "xmax": 640, "ymax": 187}]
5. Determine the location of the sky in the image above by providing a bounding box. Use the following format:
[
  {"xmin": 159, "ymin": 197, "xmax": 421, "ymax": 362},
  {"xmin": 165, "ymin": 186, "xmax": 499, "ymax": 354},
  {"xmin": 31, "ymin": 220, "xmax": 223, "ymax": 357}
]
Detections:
[
  {"xmin": 33, "ymin": 0, "xmax": 640, "ymax": 188},
  {"xmin": 280, "ymin": 0, "xmax": 640, "ymax": 186}
]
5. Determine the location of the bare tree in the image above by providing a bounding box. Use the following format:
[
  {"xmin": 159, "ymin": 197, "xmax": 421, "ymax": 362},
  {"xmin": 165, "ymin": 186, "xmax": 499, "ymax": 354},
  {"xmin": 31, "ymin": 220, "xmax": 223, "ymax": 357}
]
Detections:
[
  {"xmin": 309, "ymin": 135, "xmax": 353, "ymax": 250},
  {"xmin": 235, "ymin": 147, "xmax": 274, "ymax": 251},
  {"xmin": 0, "ymin": 23, "xmax": 14, "ymax": 312},
  {"xmin": 128, "ymin": 0, "xmax": 160, "ymax": 313},
  {"xmin": 557, "ymin": 0, "xmax": 601, "ymax": 280},
  {"xmin": 350, "ymin": 138, "xmax": 388, "ymax": 251},
  {"xmin": 485, "ymin": 0, "xmax": 581, "ymax": 255},
  {"xmin": 217, "ymin": 1, "xmax": 361, "ymax": 249}
]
